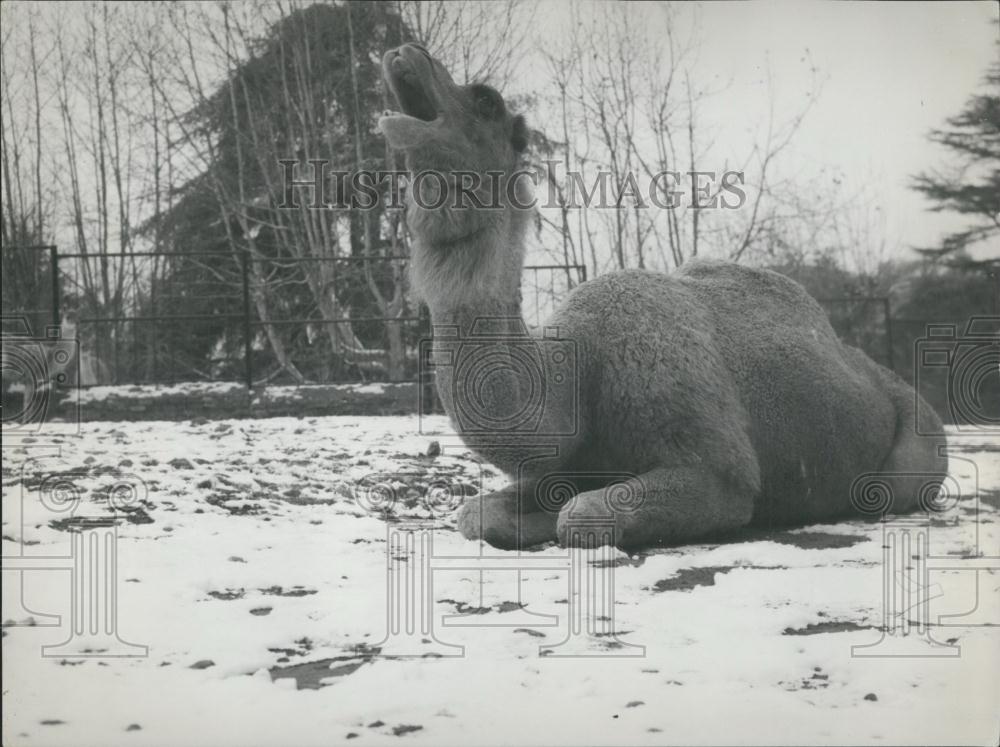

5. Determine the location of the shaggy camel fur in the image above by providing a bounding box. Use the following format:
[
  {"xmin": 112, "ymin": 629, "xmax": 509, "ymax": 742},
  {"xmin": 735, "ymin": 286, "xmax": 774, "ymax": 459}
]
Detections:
[{"xmin": 380, "ymin": 43, "xmax": 947, "ymax": 550}]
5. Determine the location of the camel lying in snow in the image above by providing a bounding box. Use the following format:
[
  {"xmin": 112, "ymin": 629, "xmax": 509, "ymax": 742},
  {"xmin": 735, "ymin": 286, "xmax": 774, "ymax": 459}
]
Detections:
[{"xmin": 379, "ymin": 43, "xmax": 947, "ymax": 550}]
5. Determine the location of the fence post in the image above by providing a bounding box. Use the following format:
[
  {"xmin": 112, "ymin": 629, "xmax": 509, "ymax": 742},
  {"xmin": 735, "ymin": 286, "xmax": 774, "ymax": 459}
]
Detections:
[
  {"xmin": 990, "ymin": 267, "xmax": 998, "ymax": 317},
  {"xmin": 882, "ymin": 297, "xmax": 895, "ymax": 373},
  {"xmin": 418, "ymin": 304, "xmax": 437, "ymax": 414},
  {"xmin": 241, "ymin": 250, "xmax": 253, "ymax": 390},
  {"xmin": 50, "ymin": 246, "xmax": 60, "ymax": 330}
]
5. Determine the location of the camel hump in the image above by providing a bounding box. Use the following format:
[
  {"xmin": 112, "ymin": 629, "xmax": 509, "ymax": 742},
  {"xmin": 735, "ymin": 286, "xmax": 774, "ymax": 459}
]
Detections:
[
  {"xmin": 552, "ymin": 268, "xmax": 707, "ymax": 342},
  {"xmin": 677, "ymin": 258, "xmax": 822, "ymax": 308},
  {"xmin": 675, "ymin": 258, "xmax": 834, "ymax": 334}
]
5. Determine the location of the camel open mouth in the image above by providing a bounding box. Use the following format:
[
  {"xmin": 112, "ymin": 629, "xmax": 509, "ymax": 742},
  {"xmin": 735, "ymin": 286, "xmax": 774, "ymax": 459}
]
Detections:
[
  {"xmin": 380, "ymin": 47, "xmax": 444, "ymax": 150},
  {"xmin": 386, "ymin": 56, "xmax": 438, "ymax": 122}
]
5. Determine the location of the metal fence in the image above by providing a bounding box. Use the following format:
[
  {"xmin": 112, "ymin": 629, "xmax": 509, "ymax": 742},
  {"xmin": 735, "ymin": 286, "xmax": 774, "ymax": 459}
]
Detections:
[
  {"xmin": 4, "ymin": 244, "xmax": 995, "ymax": 426},
  {"xmin": 4, "ymin": 247, "xmax": 586, "ymax": 388},
  {"xmin": 817, "ymin": 296, "xmax": 895, "ymax": 371},
  {"xmin": 0, "ymin": 244, "xmax": 60, "ymax": 338}
]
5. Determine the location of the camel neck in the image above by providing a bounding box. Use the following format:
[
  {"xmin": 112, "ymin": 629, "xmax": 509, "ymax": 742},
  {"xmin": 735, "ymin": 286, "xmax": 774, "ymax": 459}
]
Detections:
[
  {"xmin": 426, "ymin": 296, "xmax": 526, "ymax": 339},
  {"xmin": 412, "ymin": 220, "xmax": 529, "ymax": 338},
  {"xmin": 408, "ymin": 170, "xmax": 532, "ymax": 337}
]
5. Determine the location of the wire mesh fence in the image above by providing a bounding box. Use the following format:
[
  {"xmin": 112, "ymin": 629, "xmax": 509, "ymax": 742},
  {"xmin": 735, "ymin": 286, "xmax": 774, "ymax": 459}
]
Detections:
[
  {"xmin": 3, "ymin": 244, "xmax": 995, "ymax": 426},
  {"xmin": 5, "ymin": 248, "xmax": 587, "ymax": 388},
  {"xmin": 816, "ymin": 296, "xmax": 894, "ymax": 371},
  {"xmin": 1, "ymin": 244, "xmax": 59, "ymax": 338}
]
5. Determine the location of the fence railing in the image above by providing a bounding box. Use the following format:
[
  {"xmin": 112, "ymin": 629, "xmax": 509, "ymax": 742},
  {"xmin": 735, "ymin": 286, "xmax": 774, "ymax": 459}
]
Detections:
[
  {"xmin": 5, "ymin": 247, "xmax": 586, "ymax": 389},
  {"xmin": 0, "ymin": 244, "xmax": 60, "ymax": 337},
  {"xmin": 4, "ymin": 244, "xmax": 994, "ymax": 426},
  {"xmin": 816, "ymin": 296, "xmax": 894, "ymax": 372}
]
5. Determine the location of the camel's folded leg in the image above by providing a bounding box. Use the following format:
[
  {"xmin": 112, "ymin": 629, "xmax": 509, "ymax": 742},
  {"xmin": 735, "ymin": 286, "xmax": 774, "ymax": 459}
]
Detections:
[
  {"xmin": 456, "ymin": 484, "xmax": 558, "ymax": 549},
  {"xmin": 555, "ymin": 466, "xmax": 756, "ymax": 550},
  {"xmin": 879, "ymin": 371, "xmax": 948, "ymax": 514}
]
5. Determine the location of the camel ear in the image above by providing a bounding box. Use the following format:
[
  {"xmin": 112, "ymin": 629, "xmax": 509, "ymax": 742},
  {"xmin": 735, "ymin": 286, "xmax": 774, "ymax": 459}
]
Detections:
[{"xmin": 511, "ymin": 115, "xmax": 528, "ymax": 153}]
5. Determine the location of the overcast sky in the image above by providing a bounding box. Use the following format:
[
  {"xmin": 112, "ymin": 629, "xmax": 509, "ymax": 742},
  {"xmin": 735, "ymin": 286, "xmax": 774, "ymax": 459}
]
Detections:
[
  {"xmin": 528, "ymin": 0, "xmax": 997, "ymax": 262},
  {"xmin": 683, "ymin": 1, "xmax": 997, "ymax": 259}
]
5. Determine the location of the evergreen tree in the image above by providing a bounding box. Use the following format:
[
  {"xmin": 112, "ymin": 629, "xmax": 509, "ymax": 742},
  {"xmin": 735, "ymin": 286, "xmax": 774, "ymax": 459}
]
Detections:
[{"xmin": 912, "ymin": 54, "xmax": 1000, "ymax": 258}]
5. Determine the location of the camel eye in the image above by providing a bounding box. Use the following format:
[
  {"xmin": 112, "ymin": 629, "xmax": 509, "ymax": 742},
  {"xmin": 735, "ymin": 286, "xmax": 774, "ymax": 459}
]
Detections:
[{"xmin": 472, "ymin": 87, "xmax": 502, "ymax": 119}]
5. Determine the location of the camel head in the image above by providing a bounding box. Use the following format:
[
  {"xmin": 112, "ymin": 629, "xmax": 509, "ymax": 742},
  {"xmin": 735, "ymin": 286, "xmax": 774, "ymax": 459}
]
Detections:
[
  {"xmin": 379, "ymin": 43, "xmax": 528, "ymax": 175},
  {"xmin": 380, "ymin": 43, "xmax": 531, "ymax": 307}
]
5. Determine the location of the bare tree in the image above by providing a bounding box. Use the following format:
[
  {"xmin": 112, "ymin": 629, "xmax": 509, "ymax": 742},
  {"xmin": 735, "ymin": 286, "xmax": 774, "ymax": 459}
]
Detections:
[
  {"xmin": 530, "ymin": 2, "xmax": 822, "ymax": 278},
  {"xmin": 401, "ymin": 0, "xmax": 533, "ymax": 87}
]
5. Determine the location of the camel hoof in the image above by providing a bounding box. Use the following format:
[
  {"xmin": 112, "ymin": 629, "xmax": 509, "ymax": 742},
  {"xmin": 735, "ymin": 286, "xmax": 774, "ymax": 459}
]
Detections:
[
  {"xmin": 455, "ymin": 496, "xmax": 519, "ymax": 549},
  {"xmin": 555, "ymin": 492, "xmax": 641, "ymax": 550},
  {"xmin": 455, "ymin": 498, "xmax": 484, "ymax": 540},
  {"xmin": 556, "ymin": 510, "xmax": 617, "ymax": 550}
]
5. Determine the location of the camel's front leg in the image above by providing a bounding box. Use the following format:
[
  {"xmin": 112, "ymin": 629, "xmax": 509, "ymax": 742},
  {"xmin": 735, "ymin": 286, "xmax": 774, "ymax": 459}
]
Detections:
[
  {"xmin": 456, "ymin": 484, "xmax": 558, "ymax": 549},
  {"xmin": 556, "ymin": 466, "xmax": 756, "ymax": 550}
]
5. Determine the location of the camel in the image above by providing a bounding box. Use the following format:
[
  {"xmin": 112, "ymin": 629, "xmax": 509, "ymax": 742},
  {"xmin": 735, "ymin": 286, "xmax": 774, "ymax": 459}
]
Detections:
[{"xmin": 379, "ymin": 43, "xmax": 948, "ymax": 550}]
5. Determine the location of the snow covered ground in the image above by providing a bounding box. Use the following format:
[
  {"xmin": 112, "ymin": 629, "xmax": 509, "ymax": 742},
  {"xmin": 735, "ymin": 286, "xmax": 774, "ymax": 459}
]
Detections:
[
  {"xmin": 74, "ymin": 381, "xmax": 395, "ymax": 404},
  {"xmin": 2, "ymin": 417, "xmax": 998, "ymax": 746}
]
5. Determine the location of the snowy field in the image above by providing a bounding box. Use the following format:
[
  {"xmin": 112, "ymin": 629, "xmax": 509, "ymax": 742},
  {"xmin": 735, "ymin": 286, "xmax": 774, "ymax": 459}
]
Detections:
[{"xmin": 2, "ymin": 416, "xmax": 998, "ymax": 746}]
